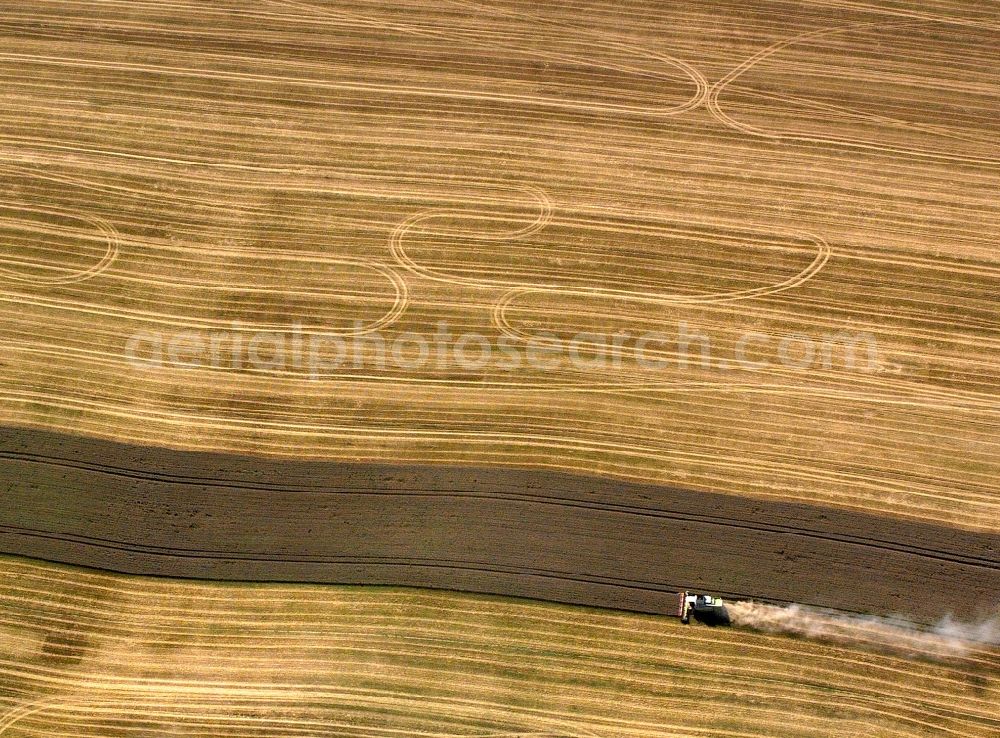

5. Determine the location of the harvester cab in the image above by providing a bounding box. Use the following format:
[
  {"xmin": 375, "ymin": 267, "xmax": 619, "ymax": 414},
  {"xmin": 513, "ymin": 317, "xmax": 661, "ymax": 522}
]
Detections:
[{"xmin": 678, "ymin": 592, "xmax": 731, "ymax": 626}]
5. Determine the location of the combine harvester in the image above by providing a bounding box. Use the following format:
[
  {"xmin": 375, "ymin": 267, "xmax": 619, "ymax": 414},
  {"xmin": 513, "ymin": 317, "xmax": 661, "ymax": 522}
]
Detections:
[{"xmin": 677, "ymin": 592, "xmax": 731, "ymax": 626}]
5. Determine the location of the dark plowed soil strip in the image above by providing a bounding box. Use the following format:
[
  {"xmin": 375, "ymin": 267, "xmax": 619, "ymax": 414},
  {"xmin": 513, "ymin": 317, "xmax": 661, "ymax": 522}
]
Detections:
[{"xmin": 0, "ymin": 426, "xmax": 996, "ymax": 623}]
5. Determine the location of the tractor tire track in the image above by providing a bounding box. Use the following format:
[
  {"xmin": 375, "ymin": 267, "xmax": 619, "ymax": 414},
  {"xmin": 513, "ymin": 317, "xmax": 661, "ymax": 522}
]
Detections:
[
  {"xmin": 0, "ymin": 450, "xmax": 995, "ymax": 570},
  {"xmin": 0, "ymin": 426, "xmax": 996, "ymax": 624}
]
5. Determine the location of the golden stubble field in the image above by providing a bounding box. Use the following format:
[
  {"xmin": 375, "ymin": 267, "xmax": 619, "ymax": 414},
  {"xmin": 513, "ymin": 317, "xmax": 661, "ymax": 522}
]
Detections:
[
  {"xmin": 0, "ymin": 0, "xmax": 998, "ymax": 735},
  {"xmin": 1, "ymin": 556, "xmax": 997, "ymax": 738},
  {"xmin": 0, "ymin": 0, "xmax": 996, "ymax": 529}
]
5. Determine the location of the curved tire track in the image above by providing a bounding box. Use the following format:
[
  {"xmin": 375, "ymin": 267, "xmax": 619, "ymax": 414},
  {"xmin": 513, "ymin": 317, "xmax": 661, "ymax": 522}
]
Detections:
[{"xmin": 706, "ymin": 19, "xmax": 1000, "ymax": 165}]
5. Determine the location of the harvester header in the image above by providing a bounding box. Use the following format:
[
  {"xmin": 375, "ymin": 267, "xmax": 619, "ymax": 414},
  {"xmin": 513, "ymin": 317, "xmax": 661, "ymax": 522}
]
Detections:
[{"xmin": 677, "ymin": 592, "xmax": 731, "ymax": 626}]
